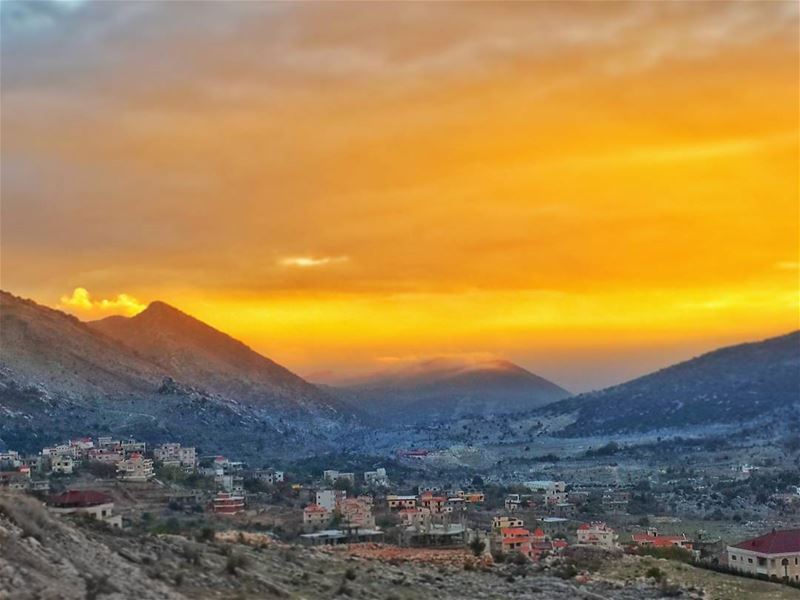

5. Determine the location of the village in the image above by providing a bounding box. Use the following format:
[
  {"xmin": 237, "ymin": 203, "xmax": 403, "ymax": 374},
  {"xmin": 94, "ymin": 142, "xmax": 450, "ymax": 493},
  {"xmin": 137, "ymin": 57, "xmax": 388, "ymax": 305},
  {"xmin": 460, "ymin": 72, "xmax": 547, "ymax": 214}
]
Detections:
[{"xmin": 1, "ymin": 433, "xmax": 799, "ymax": 594}]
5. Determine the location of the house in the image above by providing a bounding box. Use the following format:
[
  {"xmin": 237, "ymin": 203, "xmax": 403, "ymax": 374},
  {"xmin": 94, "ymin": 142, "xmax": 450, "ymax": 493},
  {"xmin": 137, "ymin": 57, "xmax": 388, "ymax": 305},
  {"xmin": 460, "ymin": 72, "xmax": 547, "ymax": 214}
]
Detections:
[
  {"xmin": 387, "ymin": 495, "xmax": 417, "ymax": 511},
  {"xmin": 121, "ymin": 440, "xmax": 146, "ymax": 457},
  {"xmin": 727, "ymin": 529, "xmax": 800, "ymax": 581},
  {"xmin": 500, "ymin": 527, "xmax": 533, "ymax": 558},
  {"xmin": 339, "ymin": 498, "xmax": 376, "ymax": 529},
  {"xmin": 0, "ymin": 470, "xmax": 30, "ymax": 490},
  {"xmin": 250, "ymin": 468, "xmax": 284, "ymax": 485},
  {"xmin": 400, "ymin": 507, "xmax": 430, "ymax": 528},
  {"xmin": 538, "ymin": 516, "xmax": 570, "ymax": 539},
  {"xmin": 50, "ymin": 455, "xmax": 74, "ymax": 475},
  {"xmin": 525, "ymin": 480, "xmax": 568, "ymax": 505},
  {"xmin": 154, "ymin": 443, "xmax": 197, "ymax": 469},
  {"xmin": 48, "ymin": 490, "xmax": 122, "ymax": 527},
  {"xmin": 0, "ymin": 450, "xmax": 21, "ymax": 469},
  {"xmin": 462, "ymin": 491, "xmax": 485, "ymax": 504},
  {"xmin": 632, "ymin": 529, "xmax": 693, "ymax": 551},
  {"xmin": 323, "ymin": 470, "xmax": 354, "ymax": 484},
  {"xmin": 212, "ymin": 491, "xmax": 245, "ymax": 515},
  {"xmin": 364, "ymin": 468, "xmax": 389, "ymax": 487},
  {"xmin": 577, "ymin": 522, "xmax": 619, "ymax": 549},
  {"xmin": 492, "ymin": 516, "xmax": 524, "ymax": 531},
  {"xmin": 316, "ymin": 489, "xmax": 346, "ymax": 512},
  {"xmin": 303, "ymin": 504, "xmax": 330, "ymax": 529},
  {"xmin": 419, "ymin": 491, "xmax": 448, "ymax": 513},
  {"xmin": 116, "ymin": 453, "xmax": 154, "ymax": 481},
  {"xmin": 87, "ymin": 448, "xmax": 124, "ymax": 464}
]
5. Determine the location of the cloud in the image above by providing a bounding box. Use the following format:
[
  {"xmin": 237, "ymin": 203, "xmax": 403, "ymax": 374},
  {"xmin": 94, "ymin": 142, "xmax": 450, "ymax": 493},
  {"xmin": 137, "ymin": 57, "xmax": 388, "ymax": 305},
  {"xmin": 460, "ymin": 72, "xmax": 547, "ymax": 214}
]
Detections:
[
  {"xmin": 59, "ymin": 287, "xmax": 145, "ymax": 316},
  {"xmin": 775, "ymin": 261, "xmax": 800, "ymax": 271},
  {"xmin": 279, "ymin": 256, "xmax": 349, "ymax": 268}
]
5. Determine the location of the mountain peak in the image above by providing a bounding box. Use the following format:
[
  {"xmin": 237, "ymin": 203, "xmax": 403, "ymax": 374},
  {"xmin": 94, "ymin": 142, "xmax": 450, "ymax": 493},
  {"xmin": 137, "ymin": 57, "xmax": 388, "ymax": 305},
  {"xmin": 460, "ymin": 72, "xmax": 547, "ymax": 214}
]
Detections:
[{"xmin": 140, "ymin": 300, "xmax": 186, "ymax": 318}]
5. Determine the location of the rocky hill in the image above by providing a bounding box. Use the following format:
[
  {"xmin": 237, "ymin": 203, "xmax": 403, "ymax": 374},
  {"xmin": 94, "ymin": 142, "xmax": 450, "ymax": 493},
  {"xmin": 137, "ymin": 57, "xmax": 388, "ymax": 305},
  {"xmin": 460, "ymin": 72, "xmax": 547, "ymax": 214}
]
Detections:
[
  {"xmin": 90, "ymin": 300, "xmax": 343, "ymax": 417},
  {"xmin": 543, "ymin": 331, "xmax": 800, "ymax": 436},
  {"xmin": 326, "ymin": 358, "xmax": 569, "ymax": 425},
  {"xmin": 0, "ymin": 291, "xmax": 352, "ymax": 458},
  {"xmin": 0, "ymin": 491, "xmax": 704, "ymax": 600}
]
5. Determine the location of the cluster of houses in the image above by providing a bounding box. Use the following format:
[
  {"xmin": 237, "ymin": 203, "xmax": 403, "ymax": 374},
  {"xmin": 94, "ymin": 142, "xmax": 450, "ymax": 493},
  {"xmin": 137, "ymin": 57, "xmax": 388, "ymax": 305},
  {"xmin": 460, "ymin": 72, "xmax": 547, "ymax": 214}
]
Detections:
[
  {"xmin": 0, "ymin": 437, "xmax": 283, "ymax": 518},
  {"xmin": 504, "ymin": 481, "xmax": 630, "ymax": 518}
]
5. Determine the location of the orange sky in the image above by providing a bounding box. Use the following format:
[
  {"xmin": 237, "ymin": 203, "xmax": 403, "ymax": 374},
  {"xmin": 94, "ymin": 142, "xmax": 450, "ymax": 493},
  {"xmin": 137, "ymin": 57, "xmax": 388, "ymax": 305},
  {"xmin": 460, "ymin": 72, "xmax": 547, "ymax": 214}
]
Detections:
[{"xmin": 2, "ymin": 1, "xmax": 798, "ymax": 391}]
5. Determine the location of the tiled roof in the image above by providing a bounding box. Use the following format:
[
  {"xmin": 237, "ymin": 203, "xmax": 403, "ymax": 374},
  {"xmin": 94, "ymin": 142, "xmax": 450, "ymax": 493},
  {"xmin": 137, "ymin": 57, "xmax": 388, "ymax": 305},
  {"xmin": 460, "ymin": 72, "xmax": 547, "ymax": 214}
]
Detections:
[
  {"xmin": 730, "ymin": 529, "xmax": 800, "ymax": 555},
  {"xmin": 49, "ymin": 489, "xmax": 112, "ymax": 507},
  {"xmin": 502, "ymin": 527, "xmax": 530, "ymax": 536}
]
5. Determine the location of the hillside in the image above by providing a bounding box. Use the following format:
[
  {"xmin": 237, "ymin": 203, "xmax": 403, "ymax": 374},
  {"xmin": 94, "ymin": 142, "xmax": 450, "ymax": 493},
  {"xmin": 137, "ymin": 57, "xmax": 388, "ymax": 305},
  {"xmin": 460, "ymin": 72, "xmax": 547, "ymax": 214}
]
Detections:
[
  {"xmin": 90, "ymin": 301, "xmax": 343, "ymax": 417},
  {"xmin": 326, "ymin": 357, "xmax": 570, "ymax": 424},
  {"xmin": 0, "ymin": 291, "xmax": 351, "ymax": 457},
  {"xmin": 544, "ymin": 331, "xmax": 800, "ymax": 436}
]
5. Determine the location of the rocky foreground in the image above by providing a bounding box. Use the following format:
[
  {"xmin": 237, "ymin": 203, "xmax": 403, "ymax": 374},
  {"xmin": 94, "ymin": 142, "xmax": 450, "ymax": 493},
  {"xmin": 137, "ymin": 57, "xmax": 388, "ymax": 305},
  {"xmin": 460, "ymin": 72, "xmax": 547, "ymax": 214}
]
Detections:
[{"xmin": 0, "ymin": 492, "xmax": 703, "ymax": 599}]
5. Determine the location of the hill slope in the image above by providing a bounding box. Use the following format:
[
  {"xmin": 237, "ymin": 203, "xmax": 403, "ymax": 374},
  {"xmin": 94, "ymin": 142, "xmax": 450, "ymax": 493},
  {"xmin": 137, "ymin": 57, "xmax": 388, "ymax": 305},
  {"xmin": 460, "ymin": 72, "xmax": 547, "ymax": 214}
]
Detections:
[
  {"xmin": 90, "ymin": 301, "xmax": 342, "ymax": 416},
  {"xmin": 0, "ymin": 291, "xmax": 350, "ymax": 457},
  {"xmin": 327, "ymin": 357, "xmax": 570, "ymax": 424},
  {"xmin": 545, "ymin": 331, "xmax": 800, "ymax": 436}
]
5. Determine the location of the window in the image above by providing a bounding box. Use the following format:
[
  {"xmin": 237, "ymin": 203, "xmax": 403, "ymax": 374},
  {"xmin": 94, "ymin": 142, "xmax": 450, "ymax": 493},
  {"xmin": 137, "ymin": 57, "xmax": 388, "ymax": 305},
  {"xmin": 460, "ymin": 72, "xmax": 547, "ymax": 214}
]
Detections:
[
  {"xmin": 731, "ymin": 555, "xmax": 737, "ymax": 561},
  {"xmin": 748, "ymin": 558, "xmax": 753, "ymax": 564}
]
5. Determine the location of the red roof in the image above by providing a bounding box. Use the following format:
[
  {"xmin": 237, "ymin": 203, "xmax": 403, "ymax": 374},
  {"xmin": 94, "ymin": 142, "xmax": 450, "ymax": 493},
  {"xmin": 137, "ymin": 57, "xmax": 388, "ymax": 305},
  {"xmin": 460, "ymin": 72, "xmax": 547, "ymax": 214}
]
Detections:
[
  {"xmin": 533, "ymin": 528, "xmax": 545, "ymax": 537},
  {"xmin": 632, "ymin": 533, "xmax": 688, "ymax": 546},
  {"xmin": 304, "ymin": 504, "xmax": 328, "ymax": 513},
  {"xmin": 49, "ymin": 490, "xmax": 112, "ymax": 508},
  {"xmin": 731, "ymin": 529, "xmax": 800, "ymax": 555},
  {"xmin": 502, "ymin": 527, "xmax": 530, "ymax": 536},
  {"xmin": 578, "ymin": 523, "xmax": 591, "ymax": 530}
]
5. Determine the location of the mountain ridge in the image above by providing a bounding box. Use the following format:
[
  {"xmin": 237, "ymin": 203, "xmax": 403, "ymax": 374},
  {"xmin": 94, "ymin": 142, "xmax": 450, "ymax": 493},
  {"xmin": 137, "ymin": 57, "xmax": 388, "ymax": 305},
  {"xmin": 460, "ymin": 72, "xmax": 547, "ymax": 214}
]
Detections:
[
  {"xmin": 541, "ymin": 330, "xmax": 800, "ymax": 435},
  {"xmin": 326, "ymin": 356, "xmax": 570, "ymax": 424}
]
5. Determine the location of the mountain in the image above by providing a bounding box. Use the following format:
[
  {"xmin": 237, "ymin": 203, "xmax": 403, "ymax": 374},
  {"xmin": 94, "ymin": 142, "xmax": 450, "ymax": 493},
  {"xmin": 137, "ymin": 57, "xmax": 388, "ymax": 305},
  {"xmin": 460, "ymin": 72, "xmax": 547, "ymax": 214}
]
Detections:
[
  {"xmin": 325, "ymin": 357, "xmax": 570, "ymax": 424},
  {"xmin": 543, "ymin": 331, "xmax": 800, "ymax": 436},
  {"xmin": 89, "ymin": 301, "xmax": 339, "ymax": 416},
  {"xmin": 0, "ymin": 291, "xmax": 350, "ymax": 457}
]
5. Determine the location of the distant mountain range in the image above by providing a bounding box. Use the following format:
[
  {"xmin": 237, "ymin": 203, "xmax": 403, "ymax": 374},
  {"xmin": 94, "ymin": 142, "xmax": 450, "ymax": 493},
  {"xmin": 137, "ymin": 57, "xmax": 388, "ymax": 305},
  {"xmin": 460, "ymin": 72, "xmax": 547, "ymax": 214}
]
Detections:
[
  {"xmin": 322, "ymin": 357, "xmax": 570, "ymax": 425},
  {"xmin": 1, "ymin": 288, "xmax": 797, "ymax": 456},
  {"xmin": 0, "ymin": 291, "xmax": 350, "ymax": 457},
  {"xmin": 542, "ymin": 331, "xmax": 800, "ymax": 436}
]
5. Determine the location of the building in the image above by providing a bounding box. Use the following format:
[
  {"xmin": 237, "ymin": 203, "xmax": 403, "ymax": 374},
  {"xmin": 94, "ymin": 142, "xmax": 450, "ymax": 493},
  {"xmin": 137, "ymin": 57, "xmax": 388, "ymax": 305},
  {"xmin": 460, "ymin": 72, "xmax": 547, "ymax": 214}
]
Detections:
[
  {"xmin": 323, "ymin": 470, "xmax": 355, "ymax": 485},
  {"xmin": 461, "ymin": 491, "xmax": 485, "ymax": 504},
  {"xmin": 387, "ymin": 495, "xmax": 417, "ymax": 510},
  {"xmin": 48, "ymin": 490, "xmax": 122, "ymax": 527},
  {"xmin": 727, "ymin": 529, "xmax": 800, "ymax": 581},
  {"xmin": 364, "ymin": 468, "xmax": 389, "ymax": 487},
  {"xmin": 419, "ymin": 491, "xmax": 448, "ymax": 513},
  {"xmin": 212, "ymin": 491, "xmax": 245, "ymax": 515},
  {"xmin": 0, "ymin": 469, "xmax": 30, "ymax": 490},
  {"xmin": 154, "ymin": 443, "xmax": 197, "ymax": 469},
  {"xmin": 339, "ymin": 498, "xmax": 376, "ymax": 529},
  {"xmin": 525, "ymin": 480, "xmax": 568, "ymax": 505},
  {"xmin": 577, "ymin": 522, "xmax": 619, "ymax": 549},
  {"xmin": 250, "ymin": 468, "xmax": 284, "ymax": 485},
  {"xmin": 500, "ymin": 527, "xmax": 533, "ymax": 558},
  {"xmin": 632, "ymin": 529, "xmax": 693, "ymax": 551},
  {"xmin": 400, "ymin": 507, "xmax": 430, "ymax": 528},
  {"xmin": 116, "ymin": 453, "xmax": 154, "ymax": 481},
  {"xmin": 50, "ymin": 455, "xmax": 74, "ymax": 475},
  {"xmin": 303, "ymin": 504, "xmax": 330, "ymax": 529},
  {"xmin": 0, "ymin": 450, "xmax": 21, "ymax": 469},
  {"xmin": 492, "ymin": 516, "xmax": 524, "ymax": 531},
  {"xmin": 316, "ymin": 489, "xmax": 346, "ymax": 512},
  {"xmin": 87, "ymin": 448, "xmax": 124, "ymax": 464},
  {"xmin": 121, "ymin": 440, "xmax": 146, "ymax": 457},
  {"xmin": 538, "ymin": 517, "xmax": 570, "ymax": 539}
]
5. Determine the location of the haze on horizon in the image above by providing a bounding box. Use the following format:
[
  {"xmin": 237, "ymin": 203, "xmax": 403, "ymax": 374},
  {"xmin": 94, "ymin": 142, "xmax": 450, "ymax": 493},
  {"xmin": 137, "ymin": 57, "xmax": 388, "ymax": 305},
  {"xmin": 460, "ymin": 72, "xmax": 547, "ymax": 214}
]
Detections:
[{"xmin": 1, "ymin": 1, "xmax": 798, "ymax": 392}]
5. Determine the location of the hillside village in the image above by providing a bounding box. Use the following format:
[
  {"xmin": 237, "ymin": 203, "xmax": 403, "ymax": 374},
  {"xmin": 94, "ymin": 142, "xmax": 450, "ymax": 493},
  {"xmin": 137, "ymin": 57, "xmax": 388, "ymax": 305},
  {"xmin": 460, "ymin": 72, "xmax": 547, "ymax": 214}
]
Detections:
[{"xmin": 2, "ymin": 432, "xmax": 799, "ymax": 598}]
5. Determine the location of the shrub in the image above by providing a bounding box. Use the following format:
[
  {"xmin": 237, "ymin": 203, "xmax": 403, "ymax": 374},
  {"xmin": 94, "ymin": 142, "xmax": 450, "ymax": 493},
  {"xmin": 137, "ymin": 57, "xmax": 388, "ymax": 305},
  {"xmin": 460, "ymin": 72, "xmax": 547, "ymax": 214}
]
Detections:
[{"xmin": 225, "ymin": 552, "xmax": 249, "ymax": 576}]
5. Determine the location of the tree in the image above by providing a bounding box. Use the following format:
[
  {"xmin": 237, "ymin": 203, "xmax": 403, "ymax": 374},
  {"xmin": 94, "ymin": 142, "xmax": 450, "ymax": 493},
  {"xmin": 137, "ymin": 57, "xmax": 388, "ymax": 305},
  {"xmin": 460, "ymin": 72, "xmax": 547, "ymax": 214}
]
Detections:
[{"xmin": 469, "ymin": 535, "xmax": 486, "ymax": 557}]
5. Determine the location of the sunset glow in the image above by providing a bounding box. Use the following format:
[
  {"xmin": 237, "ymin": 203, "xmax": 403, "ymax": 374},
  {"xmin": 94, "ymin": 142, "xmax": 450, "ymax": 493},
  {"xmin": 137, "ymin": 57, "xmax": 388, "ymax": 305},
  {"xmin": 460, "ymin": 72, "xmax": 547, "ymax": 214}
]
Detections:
[{"xmin": 2, "ymin": 1, "xmax": 798, "ymax": 391}]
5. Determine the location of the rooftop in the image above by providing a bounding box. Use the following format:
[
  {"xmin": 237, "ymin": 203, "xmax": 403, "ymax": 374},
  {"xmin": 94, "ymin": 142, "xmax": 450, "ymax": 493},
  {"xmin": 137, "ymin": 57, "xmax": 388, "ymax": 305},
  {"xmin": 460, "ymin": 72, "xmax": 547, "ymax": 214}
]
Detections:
[{"xmin": 730, "ymin": 529, "xmax": 800, "ymax": 555}]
